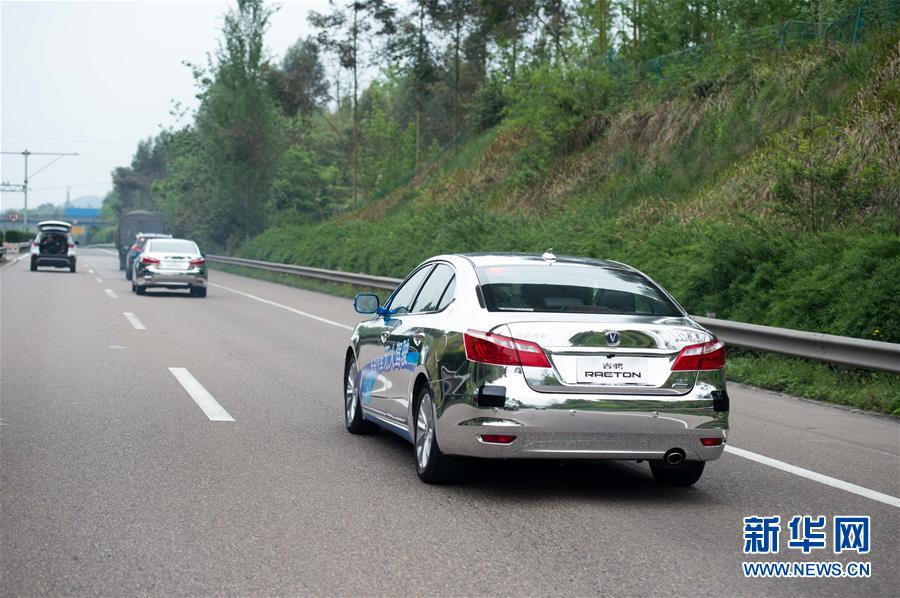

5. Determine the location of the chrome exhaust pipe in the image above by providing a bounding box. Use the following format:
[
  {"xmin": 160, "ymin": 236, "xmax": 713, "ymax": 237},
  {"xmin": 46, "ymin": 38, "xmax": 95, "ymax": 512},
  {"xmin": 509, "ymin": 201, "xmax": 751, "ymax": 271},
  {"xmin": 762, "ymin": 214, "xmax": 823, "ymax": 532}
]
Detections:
[{"xmin": 663, "ymin": 448, "xmax": 686, "ymax": 466}]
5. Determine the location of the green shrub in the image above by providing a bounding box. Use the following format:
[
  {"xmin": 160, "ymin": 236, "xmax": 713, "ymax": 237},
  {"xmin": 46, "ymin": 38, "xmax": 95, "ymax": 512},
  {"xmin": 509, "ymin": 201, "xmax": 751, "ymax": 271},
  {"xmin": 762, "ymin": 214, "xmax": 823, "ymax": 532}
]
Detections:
[
  {"xmin": 728, "ymin": 351, "xmax": 900, "ymax": 416},
  {"xmin": 4, "ymin": 229, "xmax": 32, "ymax": 243}
]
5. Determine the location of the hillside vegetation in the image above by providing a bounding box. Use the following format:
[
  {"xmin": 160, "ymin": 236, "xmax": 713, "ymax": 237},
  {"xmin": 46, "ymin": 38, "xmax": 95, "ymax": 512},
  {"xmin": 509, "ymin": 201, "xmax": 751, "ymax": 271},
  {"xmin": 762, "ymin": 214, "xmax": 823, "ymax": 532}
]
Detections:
[
  {"xmin": 100, "ymin": 1, "xmax": 898, "ymax": 413},
  {"xmin": 242, "ymin": 32, "xmax": 899, "ymax": 345}
]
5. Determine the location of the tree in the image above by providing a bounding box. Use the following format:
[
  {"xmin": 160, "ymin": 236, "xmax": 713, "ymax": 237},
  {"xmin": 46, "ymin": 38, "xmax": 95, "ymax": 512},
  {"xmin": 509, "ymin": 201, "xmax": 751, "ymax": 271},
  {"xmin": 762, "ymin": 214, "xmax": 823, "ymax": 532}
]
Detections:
[
  {"xmin": 266, "ymin": 37, "xmax": 330, "ymax": 119},
  {"xmin": 391, "ymin": 1, "xmax": 439, "ymax": 169},
  {"xmin": 579, "ymin": 0, "xmax": 613, "ymax": 56},
  {"xmin": 309, "ymin": 1, "xmax": 397, "ymax": 208},
  {"xmin": 479, "ymin": 0, "xmax": 537, "ymax": 80},
  {"xmin": 193, "ymin": 0, "xmax": 283, "ymax": 248},
  {"xmin": 429, "ymin": 0, "xmax": 476, "ymax": 139},
  {"xmin": 105, "ymin": 135, "xmax": 170, "ymax": 218}
]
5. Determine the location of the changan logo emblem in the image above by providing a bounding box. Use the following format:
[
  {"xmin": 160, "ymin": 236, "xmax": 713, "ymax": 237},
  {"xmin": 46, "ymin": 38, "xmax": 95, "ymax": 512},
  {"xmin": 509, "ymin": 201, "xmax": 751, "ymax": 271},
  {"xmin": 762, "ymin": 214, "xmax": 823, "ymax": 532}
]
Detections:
[{"xmin": 605, "ymin": 331, "xmax": 620, "ymax": 346}]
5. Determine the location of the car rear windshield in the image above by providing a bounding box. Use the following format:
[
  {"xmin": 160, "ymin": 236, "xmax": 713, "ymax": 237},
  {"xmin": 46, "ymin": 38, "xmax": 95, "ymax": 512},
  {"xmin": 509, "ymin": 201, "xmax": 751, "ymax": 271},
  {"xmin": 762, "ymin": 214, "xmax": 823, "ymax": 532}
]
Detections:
[
  {"xmin": 147, "ymin": 240, "xmax": 198, "ymax": 254},
  {"xmin": 476, "ymin": 264, "xmax": 681, "ymax": 316}
]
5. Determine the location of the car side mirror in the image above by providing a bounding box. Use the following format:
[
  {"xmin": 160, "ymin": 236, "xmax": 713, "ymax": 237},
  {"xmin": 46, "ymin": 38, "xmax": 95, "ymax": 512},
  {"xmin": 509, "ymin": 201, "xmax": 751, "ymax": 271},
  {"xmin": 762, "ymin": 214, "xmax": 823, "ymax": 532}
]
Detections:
[
  {"xmin": 354, "ymin": 293, "xmax": 380, "ymax": 314},
  {"xmin": 75, "ymin": 241, "xmax": 80, "ymax": 245}
]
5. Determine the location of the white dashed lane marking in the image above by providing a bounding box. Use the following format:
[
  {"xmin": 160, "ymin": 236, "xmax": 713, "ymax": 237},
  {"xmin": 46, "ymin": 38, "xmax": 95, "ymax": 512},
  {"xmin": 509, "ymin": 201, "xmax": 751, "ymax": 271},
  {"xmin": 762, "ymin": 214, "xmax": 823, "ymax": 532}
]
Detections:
[
  {"xmin": 169, "ymin": 368, "xmax": 234, "ymax": 422},
  {"xmin": 123, "ymin": 312, "xmax": 146, "ymax": 330}
]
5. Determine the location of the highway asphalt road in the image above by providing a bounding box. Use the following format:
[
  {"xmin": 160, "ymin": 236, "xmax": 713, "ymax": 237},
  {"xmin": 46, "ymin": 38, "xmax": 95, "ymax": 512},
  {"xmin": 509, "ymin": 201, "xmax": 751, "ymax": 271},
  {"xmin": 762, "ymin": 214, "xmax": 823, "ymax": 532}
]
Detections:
[{"xmin": 2, "ymin": 249, "xmax": 898, "ymax": 596}]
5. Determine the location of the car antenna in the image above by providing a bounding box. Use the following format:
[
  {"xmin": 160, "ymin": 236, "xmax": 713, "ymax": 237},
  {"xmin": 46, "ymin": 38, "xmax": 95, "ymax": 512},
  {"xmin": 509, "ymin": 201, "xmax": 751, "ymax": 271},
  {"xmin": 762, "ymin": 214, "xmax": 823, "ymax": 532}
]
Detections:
[{"xmin": 542, "ymin": 249, "xmax": 557, "ymax": 264}]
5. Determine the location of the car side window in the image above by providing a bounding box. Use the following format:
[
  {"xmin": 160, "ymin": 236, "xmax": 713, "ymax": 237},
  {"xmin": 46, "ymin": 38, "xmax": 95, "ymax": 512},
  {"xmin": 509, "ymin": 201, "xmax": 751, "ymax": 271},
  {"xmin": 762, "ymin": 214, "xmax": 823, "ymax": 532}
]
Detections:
[
  {"xmin": 386, "ymin": 265, "xmax": 434, "ymax": 315},
  {"xmin": 411, "ymin": 264, "xmax": 455, "ymax": 313},
  {"xmin": 436, "ymin": 275, "xmax": 456, "ymax": 311}
]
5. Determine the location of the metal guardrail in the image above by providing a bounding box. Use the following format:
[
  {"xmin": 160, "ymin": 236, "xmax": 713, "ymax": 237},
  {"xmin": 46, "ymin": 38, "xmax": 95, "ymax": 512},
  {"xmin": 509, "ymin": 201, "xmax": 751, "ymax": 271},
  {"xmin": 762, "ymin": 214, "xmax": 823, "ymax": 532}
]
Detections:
[
  {"xmin": 694, "ymin": 317, "xmax": 900, "ymax": 374},
  {"xmin": 208, "ymin": 255, "xmax": 900, "ymax": 374},
  {"xmin": 0, "ymin": 241, "xmax": 32, "ymax": 260},
  {"xmin": 208, "ymin": 255, "xmax": 401, "ymax": 290}
]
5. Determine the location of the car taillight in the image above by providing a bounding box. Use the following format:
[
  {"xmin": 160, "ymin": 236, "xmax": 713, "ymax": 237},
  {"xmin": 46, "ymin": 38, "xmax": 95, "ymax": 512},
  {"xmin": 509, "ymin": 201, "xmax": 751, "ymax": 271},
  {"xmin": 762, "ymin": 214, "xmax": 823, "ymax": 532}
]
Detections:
[
  {"xmin": 464, "ymin": 329, "xmax": 551, "ymax": 368},
  {"xmin": 189, "ymin": 257, "xmax": 205, "ymax": 267},
  {"xmin": 131, "ymin": 244, "xmax": 142, "ymax": 251},
  {"xmin": 481, "ymin": 434, "xmax": 517, "ymax": 444},
  {"xmin": 68, "ymin": 243, "xmax": 75, "ymax": 248},
  {"xmin": 671, "ymin": 340, "xmax": 726, "ymax": 371},
  {"xmin": 141, "ymin": 256, "xmax": 160, "ymax": 265}
]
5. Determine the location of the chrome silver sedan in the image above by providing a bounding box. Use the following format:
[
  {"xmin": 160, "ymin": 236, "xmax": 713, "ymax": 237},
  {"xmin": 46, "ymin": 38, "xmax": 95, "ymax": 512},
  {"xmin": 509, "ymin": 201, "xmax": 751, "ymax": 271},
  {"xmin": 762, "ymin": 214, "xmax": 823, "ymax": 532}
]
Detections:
[
  {"xmin": 132, "ymin": 238, "xmax": 208, "ymax": 297},
  {"xmin": 344, "ymin": 253, "xmax": 729, "ymax": 485}
]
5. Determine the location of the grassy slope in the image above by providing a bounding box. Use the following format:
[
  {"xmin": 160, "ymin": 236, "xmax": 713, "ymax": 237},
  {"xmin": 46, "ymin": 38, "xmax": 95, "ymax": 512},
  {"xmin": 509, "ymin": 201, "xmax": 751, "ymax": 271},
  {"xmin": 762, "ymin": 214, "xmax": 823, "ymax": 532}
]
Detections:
[{"xmin": 237, "ymin": 35, "xmax": 899, "ymax": 415}]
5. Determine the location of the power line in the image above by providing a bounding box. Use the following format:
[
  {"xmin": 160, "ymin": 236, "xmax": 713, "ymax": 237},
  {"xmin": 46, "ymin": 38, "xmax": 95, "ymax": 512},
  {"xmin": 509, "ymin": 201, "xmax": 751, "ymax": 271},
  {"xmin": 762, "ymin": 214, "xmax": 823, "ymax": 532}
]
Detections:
[
  {"xmin": 29, "ymin": 181, "xmax": 110, "ymax": 192},
  {"xmin": 0, "ymin": 150, "xmax": 79, "ymax": 228}
]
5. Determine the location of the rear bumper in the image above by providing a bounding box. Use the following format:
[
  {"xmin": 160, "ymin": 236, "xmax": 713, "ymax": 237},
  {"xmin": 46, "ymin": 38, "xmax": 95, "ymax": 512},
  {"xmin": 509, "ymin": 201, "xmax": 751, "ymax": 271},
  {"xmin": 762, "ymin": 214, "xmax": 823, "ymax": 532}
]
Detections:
[
  {"xmin": 435, "ymin": 374, "xmax": 728, "ymax": 462},
  {"xmin": 136, "ymin": 269, "xmax": 207, "ymax": 288},
  {"xmin": 33, "ymin": 255, "xmax": 74, "ymax": 267}
]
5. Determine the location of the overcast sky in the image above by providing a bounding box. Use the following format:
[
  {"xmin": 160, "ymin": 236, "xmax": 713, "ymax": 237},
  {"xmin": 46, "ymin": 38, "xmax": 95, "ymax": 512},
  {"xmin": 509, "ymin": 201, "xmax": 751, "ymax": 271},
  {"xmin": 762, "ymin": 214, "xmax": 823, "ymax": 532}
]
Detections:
[{"xmin": 1, "ymin": 0, "xmax": 330, "ymax": 211}]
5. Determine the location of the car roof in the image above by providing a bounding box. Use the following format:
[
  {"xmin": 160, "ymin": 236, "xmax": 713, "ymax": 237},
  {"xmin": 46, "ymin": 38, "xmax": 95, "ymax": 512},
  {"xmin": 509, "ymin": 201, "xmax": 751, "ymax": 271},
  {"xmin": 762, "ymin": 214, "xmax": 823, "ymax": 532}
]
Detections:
[
  {"xmin": 454, "ymin": 252, "xmax": 633, "ymax": 271},
  {"xmin": 135, "ymin": 232, "xmax": 171, "ymax": 239}
]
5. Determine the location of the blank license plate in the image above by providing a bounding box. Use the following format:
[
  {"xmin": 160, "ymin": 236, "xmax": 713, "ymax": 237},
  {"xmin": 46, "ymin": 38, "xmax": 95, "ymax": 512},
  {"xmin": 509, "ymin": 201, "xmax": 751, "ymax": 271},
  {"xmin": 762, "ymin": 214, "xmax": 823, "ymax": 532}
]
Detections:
[
  {"xmin": 575, "ymin": 357, "xmax": 651, "ymax": 384},
  {"xmin": 162, "ymin": 261, "xmax": 188, "ymax": 270}
]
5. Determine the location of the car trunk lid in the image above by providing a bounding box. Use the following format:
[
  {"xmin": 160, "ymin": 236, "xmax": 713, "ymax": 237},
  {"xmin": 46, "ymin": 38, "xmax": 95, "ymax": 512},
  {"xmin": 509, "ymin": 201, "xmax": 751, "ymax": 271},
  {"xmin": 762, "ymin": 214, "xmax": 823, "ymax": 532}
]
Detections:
[
  {"xmin": 152, "ymin": 254, "xmax": 193, "ymax": 270},
  {"xmin": 502, "ymin": 316, "xmax": 714, "ymax": 394}
]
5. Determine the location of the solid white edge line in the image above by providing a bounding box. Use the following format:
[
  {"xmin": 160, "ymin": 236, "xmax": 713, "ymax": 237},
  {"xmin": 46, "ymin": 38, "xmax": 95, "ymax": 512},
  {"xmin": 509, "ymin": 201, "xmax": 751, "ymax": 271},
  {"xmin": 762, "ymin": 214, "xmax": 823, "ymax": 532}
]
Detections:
[
  {"xmin": 95, "ymin": 277, "xmax": 104, "ymax": 283},
  {"xmin": 104, "ymin": 289, "xmax": 118, "ymax": 298},
  {"xmin": 208, "ymin": 282, "xmax": 353, "ymax": 331},
  {"xmin": 169, "ymin": 367, "xmax": 234, "ymax": 422},
  {"xmin": 0, "ymin": 255, "xmax": 27, "ymax": 270},
  {"xmin": 725, "ymin": 445, "xmax": 900, "ymax": 508},
  {"xmin": 98, "ymin": 248, "xmax": 118, "ymax": 256},
  {"xmin": 123, "ymin": 312, "xmax": 146, "ymax": 330}
]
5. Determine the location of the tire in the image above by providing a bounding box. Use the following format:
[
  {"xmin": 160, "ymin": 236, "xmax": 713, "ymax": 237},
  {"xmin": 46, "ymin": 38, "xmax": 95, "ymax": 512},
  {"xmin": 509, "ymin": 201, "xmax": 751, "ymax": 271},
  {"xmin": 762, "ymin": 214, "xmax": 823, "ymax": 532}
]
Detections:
[
  {"xmin": 344, "ymin": 356, "xmax": 377, "ymax": 434},
  {"xmin": 119, "ymin": 254, "xmax": 125, "ymax": 271},
  {"xmin": 649, "ymin": 460, "xmax": 705, "ymax": 487},
  {"xmin": 191, "ymin": 287, "xmax": 207, "ymax": 298},
  {"xmin": 136, "ymin": 285, "xmax": 146, "ymax": 296},
  {"xmin": 125, "ymin": 265, "xmax": 132, "ymax": 281},
  {"xmin": 414, "ymin": 386, "xmax": 462, "ymax": 484},
  {"xmin": 69, "ymin": 260, "xmax": 76, "ymax": 273},
  {"xmin": 30, "ymin": 259, "xmax": 37, "ymax": 272}
]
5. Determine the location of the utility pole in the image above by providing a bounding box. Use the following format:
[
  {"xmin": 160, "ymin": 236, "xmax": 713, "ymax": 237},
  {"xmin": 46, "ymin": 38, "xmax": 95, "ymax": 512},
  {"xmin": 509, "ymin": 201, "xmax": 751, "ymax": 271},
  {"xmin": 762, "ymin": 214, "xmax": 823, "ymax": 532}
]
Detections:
[{"xmin": 1, "ymin": 149, "xmax": 78, "ymax": 229}]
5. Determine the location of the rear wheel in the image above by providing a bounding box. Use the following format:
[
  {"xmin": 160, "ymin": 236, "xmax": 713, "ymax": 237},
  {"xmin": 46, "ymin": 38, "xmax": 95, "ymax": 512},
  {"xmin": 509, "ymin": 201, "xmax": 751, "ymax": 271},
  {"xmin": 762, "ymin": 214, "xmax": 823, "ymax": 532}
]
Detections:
[
  {"xmin": 30, "ymin": 259, "xmax": 37, "ymax": 272},
  {"xmin": 649, "ymin": 460, "xmax": 705, "ymax": 486},
  {"xmin": 344, "ymin": 356, "xmax": 377, "ymax": 434},
  {"xmin": 136, "ymin": 285, "xmax": 146, "ymax": 296},
  {"xmin": 414, "ymin": 386, "xmax": 461, "ymax": 484},
  {"xmin": 190, "ymin": 287, "xmax": 207, "ymax": 298},
  {"xmin": 69, "ymin": 260, "xmax": 76, "ymax": 273}
]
